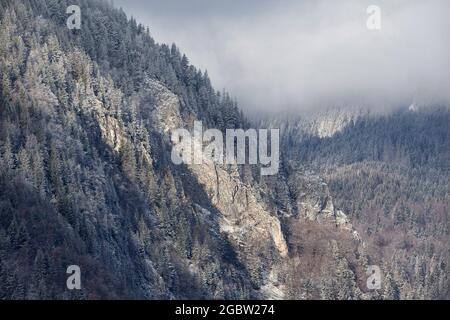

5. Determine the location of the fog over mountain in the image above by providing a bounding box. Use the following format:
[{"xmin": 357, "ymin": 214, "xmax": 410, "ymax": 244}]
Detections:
[{"xmin": 115, "ymin": 0, "xmax": 450, "ymax": 113}]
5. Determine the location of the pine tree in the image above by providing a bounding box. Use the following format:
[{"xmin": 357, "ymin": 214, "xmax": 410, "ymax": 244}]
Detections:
[
  {"xmin": 7, "ymin": 217, "xmax": 28, "ymax": 250},
  {"xmin": 120, "ymin": 141, "xmax": 137, "ymax": 179},
  {"xmin": 0, "ymin": 135, "xmax": 14, "ymax": 174},
  {"xmin": 17, "ymin": 147, "xmax": 31, "ymax": 183},
  {"xmin": 0, "ymin": 260, "xmax": 8, "ymax": 299},
  {"xmin": 382, "ymin": 272, "xmax": 400, "ymax": 300}
]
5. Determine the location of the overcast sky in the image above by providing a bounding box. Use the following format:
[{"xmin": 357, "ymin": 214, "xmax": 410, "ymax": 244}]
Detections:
[{"xmin": 114, "ymin": 0, "xmax": 450, "ymax": 113}]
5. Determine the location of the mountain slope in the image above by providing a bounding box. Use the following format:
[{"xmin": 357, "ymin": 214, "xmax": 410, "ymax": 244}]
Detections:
[{"xmin": 2, "ymin": 0, "xmax": 446, "ymax": 300}]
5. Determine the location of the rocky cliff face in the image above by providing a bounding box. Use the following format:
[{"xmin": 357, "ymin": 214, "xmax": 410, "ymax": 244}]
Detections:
[
  {"xmin": 146, "ymin": 78, "xmax": 291, "ymax": 298},
  {"xmin": 287, "ymin": 169, "xmax": 358, "ymax": 236},
  {"xmin": 301, "ymin": 108, "xmax": 367, "ymax": 138}
]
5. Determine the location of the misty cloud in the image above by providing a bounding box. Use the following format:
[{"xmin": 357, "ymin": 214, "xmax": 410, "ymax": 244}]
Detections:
[{"xmin": 115, "ymin": 0, "xmax": 450, "ymax": 113}]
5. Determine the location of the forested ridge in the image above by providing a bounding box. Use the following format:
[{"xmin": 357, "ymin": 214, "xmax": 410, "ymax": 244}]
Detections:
[
  {"xmin": 0, "ymin": 0, "xmax": 249, "ymax": 299},
  {"xmin": 280, "ymin": 108, "xmax": 450, "ymax": 299}
]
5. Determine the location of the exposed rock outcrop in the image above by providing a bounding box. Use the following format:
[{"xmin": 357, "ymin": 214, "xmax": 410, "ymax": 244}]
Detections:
[{"xmin": 146, "ymin": 79, "xmax": 290, "ymax": 298}]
